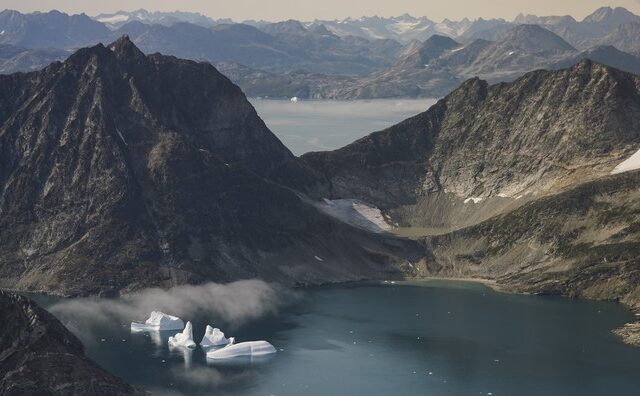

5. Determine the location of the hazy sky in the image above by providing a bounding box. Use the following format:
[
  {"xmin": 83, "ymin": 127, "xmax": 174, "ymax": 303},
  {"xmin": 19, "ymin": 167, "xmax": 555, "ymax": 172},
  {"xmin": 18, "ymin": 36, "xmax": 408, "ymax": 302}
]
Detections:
[{"xmin": 3, "ymin": 0, "xmax": 640, "ymax": 21}]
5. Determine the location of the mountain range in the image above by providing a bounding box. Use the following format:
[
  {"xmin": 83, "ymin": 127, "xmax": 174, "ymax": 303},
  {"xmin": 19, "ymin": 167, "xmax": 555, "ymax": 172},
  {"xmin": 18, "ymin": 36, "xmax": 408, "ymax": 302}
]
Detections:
[
  {"xmin": 0, "ymin": 37, "xmax": 638, "ymax": 346},
  {"xmin": 224, "ymin": 24, "xmax": 640, "ymax": 99},
  {"xmin": 1, "ymin": 7, "xmax": 639, "ymax": 99}
]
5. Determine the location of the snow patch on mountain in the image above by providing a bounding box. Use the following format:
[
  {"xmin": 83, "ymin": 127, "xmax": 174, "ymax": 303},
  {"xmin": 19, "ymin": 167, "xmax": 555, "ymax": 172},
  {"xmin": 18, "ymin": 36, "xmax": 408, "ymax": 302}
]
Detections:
[
  {"xmin": 315, "ymin": 198, "xmax": 391, "ymax": 233},
  {"xmin": 611, "ymin": 148, "xmax": 640, "ymax": 174}
]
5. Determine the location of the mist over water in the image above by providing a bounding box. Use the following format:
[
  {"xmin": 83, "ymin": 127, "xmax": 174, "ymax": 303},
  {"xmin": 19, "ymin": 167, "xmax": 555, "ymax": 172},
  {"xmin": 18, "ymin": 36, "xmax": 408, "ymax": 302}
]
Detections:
[
  {"xmin": 251, "ymin": 99, "xmax": 437, "ymax": 155},
  {"xmin": 49, "ymin": 280, "xmax": 293, "ymax": 333}
]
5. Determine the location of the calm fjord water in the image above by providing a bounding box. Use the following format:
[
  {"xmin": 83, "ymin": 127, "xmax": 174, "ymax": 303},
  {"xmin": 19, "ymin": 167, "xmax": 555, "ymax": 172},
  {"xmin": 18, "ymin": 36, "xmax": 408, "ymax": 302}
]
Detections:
[
  {"xmin": 37, "ymin": 281, "xmax": 640, "ymax": 396},
  {"xmin": 250, "ymin": 99, "xmax": 437, "ymax": 155}
]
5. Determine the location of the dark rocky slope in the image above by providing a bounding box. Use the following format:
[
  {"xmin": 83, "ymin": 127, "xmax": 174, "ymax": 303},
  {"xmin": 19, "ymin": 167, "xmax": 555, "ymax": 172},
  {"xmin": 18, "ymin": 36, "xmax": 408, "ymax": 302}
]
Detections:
[
  {"xmin": 0, "ymin": 36, "xmax": 419, "ymax": 296},
  {"xmin": 0, "ymin": 289, "xmax": 144, "ymax": 395}
]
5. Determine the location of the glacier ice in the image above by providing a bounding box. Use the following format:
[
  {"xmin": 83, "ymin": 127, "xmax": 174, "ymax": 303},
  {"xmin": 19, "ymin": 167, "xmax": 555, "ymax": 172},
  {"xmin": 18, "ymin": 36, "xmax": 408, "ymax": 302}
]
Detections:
[
  {"xmin": 315, "ymin": 198, "xmax": 390, "ymax": 233},
  {"xmin": 200, "ymin": 325, "xmax": 234, "ymax": 348},
  {"xmin": 206, "ymin": 340, "xmax": 277, "ymax": 359},
  {"xmin": 168, "ymin": 321, "xmax": 197, "ymax": 348},
  {"xmin": 130, "ymin": 311, "xmax": 184, "ymax": 331}
]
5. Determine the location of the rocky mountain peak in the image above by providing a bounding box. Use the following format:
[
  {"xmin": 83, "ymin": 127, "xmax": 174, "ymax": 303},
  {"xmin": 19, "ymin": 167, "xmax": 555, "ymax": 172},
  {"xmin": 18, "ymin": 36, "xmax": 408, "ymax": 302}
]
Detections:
[{"xmin": 108, "ymin": 34, "xmax": 145, "ymax": 60}]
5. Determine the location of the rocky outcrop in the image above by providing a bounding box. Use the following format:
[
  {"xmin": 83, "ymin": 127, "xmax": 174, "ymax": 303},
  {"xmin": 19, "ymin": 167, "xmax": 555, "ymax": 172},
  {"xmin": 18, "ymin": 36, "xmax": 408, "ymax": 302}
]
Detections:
[
  {"xmin": 0, "ymin": 289, "xmax": 144, "ymax": 395},
  {"xmin": 0, "ymin": 36, "xmax": 420, "ymax": 296}
]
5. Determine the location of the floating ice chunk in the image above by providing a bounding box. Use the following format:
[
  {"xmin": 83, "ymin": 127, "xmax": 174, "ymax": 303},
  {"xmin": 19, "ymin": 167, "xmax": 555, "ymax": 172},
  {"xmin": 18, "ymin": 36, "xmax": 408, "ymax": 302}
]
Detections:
[
  {"xmin": 290, "ymin": 96, "xmax": 299, "ymax": 103},
  {"xmin": 131, "ymin": 311, "xmax": 184, "ymax": 331},
  {"xmin": 200, "ymin": 325, "xmax": 234, "ymax": 347},
  {"xmin": 206, "ymin": 340, "xmax": 277, "ymax": 359},
  {"xmin": 168, "ymin": 321, "xmax": 196, "ymax": 349},
  {"xmin": 611, "ymin": 148, "xmax": 640, "ymax": 174}
]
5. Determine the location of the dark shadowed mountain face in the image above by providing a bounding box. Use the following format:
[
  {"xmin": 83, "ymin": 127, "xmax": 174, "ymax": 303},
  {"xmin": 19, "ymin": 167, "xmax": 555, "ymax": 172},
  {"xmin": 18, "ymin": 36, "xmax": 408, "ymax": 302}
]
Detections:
[
  {"xmin": 0, "ymin": 9, "xmax": 110, "ymax": 49},
  {"xmin": 0, "ymin": 290, "xmax": 144, "ymax": 395},
  {"xmin": 0, "ymin": 37, "xmax": 420, "ymax": 296}
]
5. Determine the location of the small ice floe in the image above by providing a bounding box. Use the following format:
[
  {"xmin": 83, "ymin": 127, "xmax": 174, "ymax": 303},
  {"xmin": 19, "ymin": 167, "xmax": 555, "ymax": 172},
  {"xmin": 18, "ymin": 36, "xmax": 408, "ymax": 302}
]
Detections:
[
  {"xmin": 131, "ymin": 311, "xmax": 184, "ymax": 331},
  {"xmin": 206, "ymin": 340, "xmax": 277, "ymax": 360},
  {"xmin": 314, "ymin": 255, "xmax": 324, "ymax": 262},
  {"xmin": 290, "ymin": 96, "xmax": 299, "ymax": 103},
  {"xmin": 168, "ymin": 321, "xmax": 196, "ymax": 349},
  {"xmin": 200, "ymin": 325, "xmax": 234, "ymax": 348}
]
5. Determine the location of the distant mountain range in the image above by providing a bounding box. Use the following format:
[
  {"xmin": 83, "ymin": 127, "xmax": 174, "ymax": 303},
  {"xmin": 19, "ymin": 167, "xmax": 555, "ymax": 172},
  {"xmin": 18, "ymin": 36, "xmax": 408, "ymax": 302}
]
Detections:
[
  {"xmin": 0, "ymin": 7, "xmax": 640, "ymax": 99},
  {"xmin": 220, "ymin": 24, "xmax": 640, "ymax": 99},
  {"xmin": 95, "ymin": 8, "xmax": 231, "ymax": 29}
]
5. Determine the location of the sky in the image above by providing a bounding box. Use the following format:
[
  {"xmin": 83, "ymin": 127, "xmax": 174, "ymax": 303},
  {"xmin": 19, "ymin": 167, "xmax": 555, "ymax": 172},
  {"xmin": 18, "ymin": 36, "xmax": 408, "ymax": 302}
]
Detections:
[{"xmin": 2, "ymin": 0, "xmax": 640, "ymax": 22}]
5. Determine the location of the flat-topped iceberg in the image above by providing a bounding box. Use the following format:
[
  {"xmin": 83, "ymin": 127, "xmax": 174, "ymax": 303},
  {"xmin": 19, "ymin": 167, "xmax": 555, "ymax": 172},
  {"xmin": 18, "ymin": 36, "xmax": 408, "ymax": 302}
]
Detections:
[
  {"xmin": 200, "ymin": 325, "xmax": 234, "ymax": 347},
  {"xmin": 131, "ymin": 311, "xmax": 184, "ymax": 331},
  {"xmin": 168, "ymin": 321, "xmax": 196, "ymax": 348},
  {"xmin": 206, "ymin": 340, "xmax": 276, "ymax": 359}
]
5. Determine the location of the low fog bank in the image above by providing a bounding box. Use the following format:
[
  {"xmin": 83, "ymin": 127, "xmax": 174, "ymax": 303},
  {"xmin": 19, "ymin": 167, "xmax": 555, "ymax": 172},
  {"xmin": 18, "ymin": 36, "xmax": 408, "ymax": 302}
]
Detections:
[{"xmin": 49, "ymin": 280, "xmax": 295, "ymax": 331}]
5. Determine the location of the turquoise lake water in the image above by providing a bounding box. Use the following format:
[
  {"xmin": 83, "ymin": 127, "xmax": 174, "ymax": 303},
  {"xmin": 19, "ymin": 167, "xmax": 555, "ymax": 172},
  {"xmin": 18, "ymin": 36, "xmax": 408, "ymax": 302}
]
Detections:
[{"xmin": 35, "ymin": 280, "xmax": 640, "ymax": 395}]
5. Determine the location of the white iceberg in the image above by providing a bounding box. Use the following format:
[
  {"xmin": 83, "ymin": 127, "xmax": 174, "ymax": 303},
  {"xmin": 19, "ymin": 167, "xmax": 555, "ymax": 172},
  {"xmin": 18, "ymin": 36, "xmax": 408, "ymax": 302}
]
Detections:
[
  {"xmin": 168, "ymin": 321, "xmax": 196, "ymax": 349},
  {"xmin": 290, "ymin": 96, "xmax": 299, "ymax": 103},
  {"xmin": 131, "ymin": 311, "xmax": 184, "ymax": 331},
  {"xmin": 206, "ymin": 340, "xmax": 276, "ymax": 359},
  {"xmin": 200, "ymin": 325, "xmax": 234, "ymax": 347}
]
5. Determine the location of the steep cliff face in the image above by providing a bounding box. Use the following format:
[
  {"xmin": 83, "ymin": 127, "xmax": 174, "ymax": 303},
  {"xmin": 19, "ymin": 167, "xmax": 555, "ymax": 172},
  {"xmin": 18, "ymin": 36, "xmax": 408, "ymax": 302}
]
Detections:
[
  {"xmin": 0, "ymin": 36, "xmax": 419, "ymax": 296},
  {"xmin": 0, "ymin": 290, "xmax": 144, "ymax": 395},
  {"xmin": 303, "ymin": 60, "xmax": 640, "ymax": 230}
]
